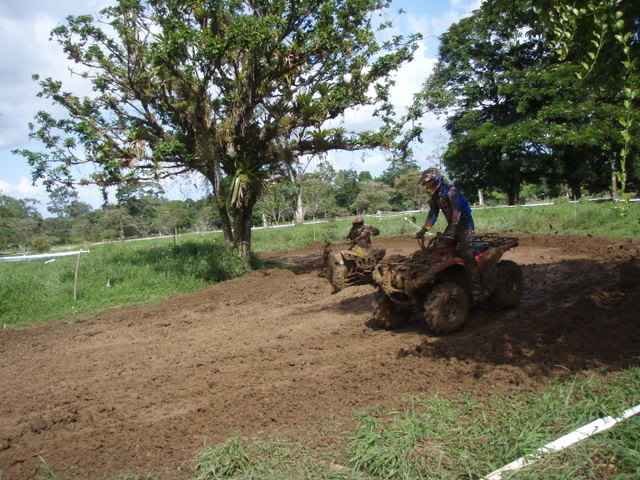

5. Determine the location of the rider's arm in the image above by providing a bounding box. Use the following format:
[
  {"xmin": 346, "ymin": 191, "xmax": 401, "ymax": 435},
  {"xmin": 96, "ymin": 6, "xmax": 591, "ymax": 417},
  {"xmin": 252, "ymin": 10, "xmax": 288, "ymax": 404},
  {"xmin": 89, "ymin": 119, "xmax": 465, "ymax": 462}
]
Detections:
[
  {"xmin": 365, "ymin": 226, "xmax": 380, "ymax": 236},
  {"xmin": 447, "ymin": 186, "xmax": 463, "ymax": 234},
  {"xmin": 423, "ymin": 196, "xmax": 439, "ymax": 230}
]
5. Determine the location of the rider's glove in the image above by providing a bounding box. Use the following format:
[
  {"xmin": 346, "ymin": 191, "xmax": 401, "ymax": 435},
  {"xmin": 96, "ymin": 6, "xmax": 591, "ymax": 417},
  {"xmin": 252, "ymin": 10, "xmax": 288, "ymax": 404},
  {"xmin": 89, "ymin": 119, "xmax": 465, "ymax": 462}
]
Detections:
[{"xmin": 415, "ymin": 227, "xmax": 427, "ymax": 239}]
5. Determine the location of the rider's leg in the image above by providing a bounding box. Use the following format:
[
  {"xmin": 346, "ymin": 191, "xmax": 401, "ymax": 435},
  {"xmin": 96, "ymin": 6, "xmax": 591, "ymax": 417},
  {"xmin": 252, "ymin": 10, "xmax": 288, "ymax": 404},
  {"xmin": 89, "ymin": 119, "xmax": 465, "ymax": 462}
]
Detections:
[{"xmin": 455, "ymin": 227, "xmax": 483, "ymax": 297}]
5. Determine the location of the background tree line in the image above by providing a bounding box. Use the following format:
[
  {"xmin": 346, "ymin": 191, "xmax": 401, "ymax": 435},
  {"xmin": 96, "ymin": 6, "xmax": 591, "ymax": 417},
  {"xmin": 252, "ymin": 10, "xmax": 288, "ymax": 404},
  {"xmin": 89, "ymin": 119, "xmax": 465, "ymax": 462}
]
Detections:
[
  {"xmin": 0, "ymin": 185, "xmax": 216, "ymax": 251},
  {"xmin": 2, "ymin": 155, "xmax": 595, "ymax": 253}
]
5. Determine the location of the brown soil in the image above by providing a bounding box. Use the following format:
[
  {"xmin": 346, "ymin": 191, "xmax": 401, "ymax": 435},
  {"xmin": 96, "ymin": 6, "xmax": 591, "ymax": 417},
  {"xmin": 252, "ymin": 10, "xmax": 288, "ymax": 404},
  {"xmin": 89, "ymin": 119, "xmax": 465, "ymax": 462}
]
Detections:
[{"xmin": 1, "ymin": 234, "xmax": 639, "ymax": 479}]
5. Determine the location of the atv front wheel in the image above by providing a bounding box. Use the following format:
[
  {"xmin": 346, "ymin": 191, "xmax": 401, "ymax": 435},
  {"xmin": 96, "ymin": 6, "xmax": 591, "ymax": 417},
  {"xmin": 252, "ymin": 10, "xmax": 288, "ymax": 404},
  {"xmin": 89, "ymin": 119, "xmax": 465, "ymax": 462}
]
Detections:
[
  {"xmin": 422, "ymin": 282, "xmax": 470, "ymax": 334},
  {"xmin": 489, "ymin": 260, "xmax": 523, "ymax": 308},
  {"xmin": 372, "ymin": 289, "xmax": 407, "ymax": 329},
  {"xmin": 330, "ymin": 262, "xmax": 348, "ymax": 292}
]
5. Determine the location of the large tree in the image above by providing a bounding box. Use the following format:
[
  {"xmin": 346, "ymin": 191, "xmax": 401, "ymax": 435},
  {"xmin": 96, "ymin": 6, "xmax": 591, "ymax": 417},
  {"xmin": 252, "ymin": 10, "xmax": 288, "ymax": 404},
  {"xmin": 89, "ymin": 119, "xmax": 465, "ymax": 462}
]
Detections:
[
  {"xmin": 531, "ymin": 0, "xmax": 640, "ymax": 196},
  {"xmin": 418, "ymin": 0, "xmax": 638, "ymax": 202},
  {"xmin": 15, "ymin": 0, "xmax": 419, "ymax": 260},
  {"xmin": 419, "ymin": 2, "xmax": 549, "ymax": 204}
]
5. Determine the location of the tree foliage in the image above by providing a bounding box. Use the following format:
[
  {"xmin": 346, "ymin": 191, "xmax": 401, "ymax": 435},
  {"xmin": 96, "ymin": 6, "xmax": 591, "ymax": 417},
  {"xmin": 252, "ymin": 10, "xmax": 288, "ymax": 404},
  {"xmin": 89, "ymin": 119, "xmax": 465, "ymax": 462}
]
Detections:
[
  {"xmin": 351, "ymin": 180, "xmax": 392, "ymax": 213},
  {"xmin": 14, "ymin": 0, "xmax": 419, "ymax": 260},
  {"xmin": 415, "ymin": 0, "xmax": 639, "ymax": 203},
  {"xmin": 532, "ymin": 0, "xmax": 640, "ymax": 196}
]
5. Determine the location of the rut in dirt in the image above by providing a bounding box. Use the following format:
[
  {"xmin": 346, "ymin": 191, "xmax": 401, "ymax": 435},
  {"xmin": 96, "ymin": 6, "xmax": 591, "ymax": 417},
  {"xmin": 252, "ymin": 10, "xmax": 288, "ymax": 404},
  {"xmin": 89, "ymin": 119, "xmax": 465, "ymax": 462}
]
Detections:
[{"xmin": 1, "ymin": 234, "xmax": 639, "ymax": 480}]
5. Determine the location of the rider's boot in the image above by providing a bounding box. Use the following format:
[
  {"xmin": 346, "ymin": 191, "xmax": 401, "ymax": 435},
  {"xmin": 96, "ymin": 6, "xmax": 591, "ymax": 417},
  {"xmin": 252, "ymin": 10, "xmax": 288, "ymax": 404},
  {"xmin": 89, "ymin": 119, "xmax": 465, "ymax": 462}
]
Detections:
[{"xmin": 468, "ymin": 262, "xmax": 484, "ymax": 298}]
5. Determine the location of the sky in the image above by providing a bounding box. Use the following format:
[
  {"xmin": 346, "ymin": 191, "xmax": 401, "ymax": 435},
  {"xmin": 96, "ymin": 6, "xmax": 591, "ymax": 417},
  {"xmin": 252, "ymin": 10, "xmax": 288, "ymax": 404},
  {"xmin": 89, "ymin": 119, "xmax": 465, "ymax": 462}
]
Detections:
[{"xmin": 0, "ymin": 0, "xmax": 482, "ymax": 214}]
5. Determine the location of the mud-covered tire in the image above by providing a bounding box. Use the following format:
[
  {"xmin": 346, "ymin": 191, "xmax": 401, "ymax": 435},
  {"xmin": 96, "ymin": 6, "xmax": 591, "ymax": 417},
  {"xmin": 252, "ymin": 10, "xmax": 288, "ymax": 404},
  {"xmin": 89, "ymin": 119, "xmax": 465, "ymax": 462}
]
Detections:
[
  {"xmin": 489, "ymin": 260, "xmax": 523, "ymax": 308},
  {"xmin": 422, "ymin": 282, "xmax": 470, "ymax": 334},
  {"xmin": 372, "ymin": 289, "xmax": 407, "ymax": 329},
  {"xmin": 330, "ymin": 262, "xmax": 348, "ymax": 292}
]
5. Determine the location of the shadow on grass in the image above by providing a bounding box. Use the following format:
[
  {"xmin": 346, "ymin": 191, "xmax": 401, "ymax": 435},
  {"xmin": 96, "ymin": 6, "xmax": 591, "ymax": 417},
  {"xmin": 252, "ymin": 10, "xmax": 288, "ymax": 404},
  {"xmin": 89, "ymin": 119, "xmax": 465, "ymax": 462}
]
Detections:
[
  {"xmin": 123, "ymin": 241, "xmax": 307, "ymax": 284},
  {"xmin": 124, "ymin": 241, "xmax": 252, "ymax": 283}
]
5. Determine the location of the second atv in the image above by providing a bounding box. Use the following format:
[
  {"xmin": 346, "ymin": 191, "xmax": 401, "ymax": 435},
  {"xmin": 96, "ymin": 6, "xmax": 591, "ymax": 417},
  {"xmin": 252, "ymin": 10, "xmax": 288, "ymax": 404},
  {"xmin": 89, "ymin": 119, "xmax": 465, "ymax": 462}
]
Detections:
[
  {"xmin": 324, "ymin": 244, "xmax": 386, "ymax": 292},
  {"xmin": 371, "ymin": 234, "xmax": 523, "ymax": 334}
]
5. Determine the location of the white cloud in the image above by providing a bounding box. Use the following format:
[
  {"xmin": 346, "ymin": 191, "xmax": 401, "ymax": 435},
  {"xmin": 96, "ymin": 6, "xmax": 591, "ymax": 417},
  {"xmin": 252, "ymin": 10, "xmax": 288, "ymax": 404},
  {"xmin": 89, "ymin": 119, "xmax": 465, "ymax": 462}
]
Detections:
[
  {"xmin": 327, "ymin": 40, "xmax": 442, "ymax": 135},
  {"xmin": 401, "ymin": 0, "xmax": 483, "ymax": 45},
  {"xmin": 0, "ymin": 3, "xmax": 105, "ymax": 149},
  {"xmin": 0, "ymin": 0, "xmax": 105, "ymax": 21},
  {"xmin": 0, "ymin": 176, "xmax": 48, "ymax": 203},
  {"xmin": 160, "ymin": 172, "xmax": 211, "ymax": 201}
]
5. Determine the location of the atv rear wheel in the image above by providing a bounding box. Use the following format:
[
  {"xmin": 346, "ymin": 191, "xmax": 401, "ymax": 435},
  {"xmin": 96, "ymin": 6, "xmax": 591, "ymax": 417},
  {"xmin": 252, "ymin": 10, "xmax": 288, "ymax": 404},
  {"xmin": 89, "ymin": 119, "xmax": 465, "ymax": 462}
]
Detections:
[
  {"xmin": 489, "ymin": 260, "xmax": 523, "ymax": 308},
  {"xmin": 330, "ymin": 262, "xmax": 348, "ymax": 292},
  {"xmin": 422, "ymin": 282, "xmax": 470, "ymax": 334},
  {"xmin": 372, "ymin": 289, "xmax": 407, "ymax": 329}
]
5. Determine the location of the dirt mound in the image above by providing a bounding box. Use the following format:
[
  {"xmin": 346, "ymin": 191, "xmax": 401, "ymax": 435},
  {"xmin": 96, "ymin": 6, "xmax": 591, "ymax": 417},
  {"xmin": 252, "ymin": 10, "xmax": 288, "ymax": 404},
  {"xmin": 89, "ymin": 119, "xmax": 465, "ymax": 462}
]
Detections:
[{"xmin": 1, "ymin": 234, "xmax": 639, "ymax": 479}]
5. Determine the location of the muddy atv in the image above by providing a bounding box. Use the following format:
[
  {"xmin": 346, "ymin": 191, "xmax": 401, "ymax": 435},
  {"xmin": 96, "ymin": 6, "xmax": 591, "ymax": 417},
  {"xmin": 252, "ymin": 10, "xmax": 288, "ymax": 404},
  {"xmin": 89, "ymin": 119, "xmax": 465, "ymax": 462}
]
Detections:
[
  {"xmin": 371, "ymin": 234, "xmax": 523, "ymax": 334},
  {"xmin": 324, "ymin": 244, "xmax": 386, "ymax": 292}
]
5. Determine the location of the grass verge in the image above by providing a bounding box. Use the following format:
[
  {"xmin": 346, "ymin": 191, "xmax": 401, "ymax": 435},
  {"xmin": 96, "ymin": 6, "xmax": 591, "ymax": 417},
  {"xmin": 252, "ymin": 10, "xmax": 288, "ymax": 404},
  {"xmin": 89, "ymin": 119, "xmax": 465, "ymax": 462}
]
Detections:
[
  {"xmin": 189, "ymin": 367, "xmax": 640, "ymax": 480},
  {"xmin": 0, "ymin": 236, "xmax": 251, "ymax": 327}
]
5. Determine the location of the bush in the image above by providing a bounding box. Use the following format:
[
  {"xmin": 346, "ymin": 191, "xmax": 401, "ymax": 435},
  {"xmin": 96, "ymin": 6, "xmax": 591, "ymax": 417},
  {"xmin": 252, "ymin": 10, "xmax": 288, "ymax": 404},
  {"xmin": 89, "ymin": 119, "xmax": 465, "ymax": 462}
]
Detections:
[{"xmin": 31, "ymin": 235, "xmax": 53, "ymax": 252}]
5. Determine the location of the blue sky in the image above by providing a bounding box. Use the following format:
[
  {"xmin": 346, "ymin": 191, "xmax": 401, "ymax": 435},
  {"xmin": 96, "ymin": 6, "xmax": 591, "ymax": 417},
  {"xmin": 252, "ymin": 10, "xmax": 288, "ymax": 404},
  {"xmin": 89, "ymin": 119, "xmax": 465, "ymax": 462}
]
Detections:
[{"xmin": 0, "ymin": 0, "xmax": 481, "ymax": 213}]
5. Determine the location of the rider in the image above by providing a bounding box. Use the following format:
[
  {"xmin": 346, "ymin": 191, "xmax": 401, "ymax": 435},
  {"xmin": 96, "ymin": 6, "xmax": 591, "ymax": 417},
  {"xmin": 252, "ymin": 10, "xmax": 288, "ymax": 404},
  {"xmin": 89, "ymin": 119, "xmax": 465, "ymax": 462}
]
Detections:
[
  {"xmin": 414, "ymin": 168, "xmax": 484, "ymax": 297},
  {"xmin": 347, "ymin": 216, "xmax": 381, "ymax": 256}
]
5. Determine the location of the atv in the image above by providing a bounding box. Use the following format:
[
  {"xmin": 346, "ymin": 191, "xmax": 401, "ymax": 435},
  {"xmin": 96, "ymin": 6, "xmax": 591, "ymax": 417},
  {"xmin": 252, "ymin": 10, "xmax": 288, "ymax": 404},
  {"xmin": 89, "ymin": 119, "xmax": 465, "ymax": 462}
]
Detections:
[
  {"xmin": 324, "ymin": 243, "xmax": 386, "ymax": 292},
  {"xmin": 371, "ymin": 233, "xmax": 523, "ymax": 334}
]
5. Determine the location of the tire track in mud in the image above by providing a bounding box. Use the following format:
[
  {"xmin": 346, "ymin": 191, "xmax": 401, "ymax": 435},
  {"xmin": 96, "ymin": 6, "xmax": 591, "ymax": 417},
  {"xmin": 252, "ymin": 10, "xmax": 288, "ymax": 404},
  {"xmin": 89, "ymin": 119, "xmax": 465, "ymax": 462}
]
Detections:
[{"xmin": 1, "ymin": 234, "xmax": 639, "ymax": 479}]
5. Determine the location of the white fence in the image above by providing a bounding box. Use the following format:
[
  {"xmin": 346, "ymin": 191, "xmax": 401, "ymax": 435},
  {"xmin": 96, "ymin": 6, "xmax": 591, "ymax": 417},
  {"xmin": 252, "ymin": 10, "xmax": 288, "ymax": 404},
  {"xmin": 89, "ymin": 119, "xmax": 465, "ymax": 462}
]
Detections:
[{"xmin": 0, "ymin": 250, "xmax": 90, "ymax": 263}]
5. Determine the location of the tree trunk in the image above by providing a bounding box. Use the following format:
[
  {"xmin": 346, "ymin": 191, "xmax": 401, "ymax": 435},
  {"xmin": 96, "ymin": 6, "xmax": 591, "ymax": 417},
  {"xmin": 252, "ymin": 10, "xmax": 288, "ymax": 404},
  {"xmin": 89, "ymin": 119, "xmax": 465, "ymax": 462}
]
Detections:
[
  {"xmin": 233, "ymin": 192, "xmax": 258, "ymax": 263},
  {"xmin": 611, "ymin": 168, "xmax": 619, "ymax": 199},
  {"xmin": 204, "ymin": 169, "xmax": 257, "ymax": 264},
  {"xmin": 204, "ymin": 166, "xmax": 234, "ymax": 244},
  {"xmin": 506, "ymin": 171, "xmax": 520, "ymax": 205},
  {"xmin": 477, "ymin": 188, "xmax": 485, "ymax": 207},
  {"xmin": 217, "ymin": 198, "xmax": 234, "ymax": 245},
  {"xmin": 569, "ymin": 182, "xmax": 581, "ymax": 201},
  {"xmin": 294, "ymin": 190, "xmax": 305, "ymax": 225}
]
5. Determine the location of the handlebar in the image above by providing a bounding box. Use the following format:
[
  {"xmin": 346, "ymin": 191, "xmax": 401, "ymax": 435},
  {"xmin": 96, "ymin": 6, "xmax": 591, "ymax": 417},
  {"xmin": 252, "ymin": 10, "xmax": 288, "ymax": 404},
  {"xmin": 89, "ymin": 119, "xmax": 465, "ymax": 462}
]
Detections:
[{"xmin": 417, "ymin": 232, "xmax": 452, "ymax": 251}]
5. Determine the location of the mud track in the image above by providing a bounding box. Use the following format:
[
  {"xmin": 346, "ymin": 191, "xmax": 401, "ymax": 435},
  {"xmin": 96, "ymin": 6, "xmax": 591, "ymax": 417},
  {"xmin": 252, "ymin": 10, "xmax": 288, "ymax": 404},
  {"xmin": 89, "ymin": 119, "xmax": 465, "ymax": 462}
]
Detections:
[{"xmin": 1, "ymin": 234, "xmax": 639, "ymax": 479}]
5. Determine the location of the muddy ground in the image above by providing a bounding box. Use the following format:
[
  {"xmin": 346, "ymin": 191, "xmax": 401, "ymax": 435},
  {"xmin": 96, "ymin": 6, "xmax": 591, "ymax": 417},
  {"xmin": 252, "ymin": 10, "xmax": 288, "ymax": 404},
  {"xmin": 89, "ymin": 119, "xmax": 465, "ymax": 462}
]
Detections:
[{"xmin": 1, "ymin": 234, "xmax": 639, "ymax": 479}]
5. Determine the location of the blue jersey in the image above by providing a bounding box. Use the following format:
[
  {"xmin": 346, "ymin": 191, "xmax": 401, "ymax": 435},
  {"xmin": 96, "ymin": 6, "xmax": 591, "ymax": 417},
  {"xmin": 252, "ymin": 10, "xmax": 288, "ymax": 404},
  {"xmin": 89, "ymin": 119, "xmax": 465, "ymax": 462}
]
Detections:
[{"xmin": 424, "ymin": 183, "xmax": 474, "ymax": 231}]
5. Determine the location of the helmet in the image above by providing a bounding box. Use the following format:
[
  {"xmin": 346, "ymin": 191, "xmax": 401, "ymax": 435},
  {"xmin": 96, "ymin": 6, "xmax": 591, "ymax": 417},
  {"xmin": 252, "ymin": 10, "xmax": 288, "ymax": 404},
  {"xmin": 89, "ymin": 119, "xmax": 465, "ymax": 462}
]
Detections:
[
  {"xmin": 419, "ymin": 168, "xmax": 443, "ymax": 194},
  {"xmin": 352, "ymin": 215, "xmax": 364, "ymax": 225}
]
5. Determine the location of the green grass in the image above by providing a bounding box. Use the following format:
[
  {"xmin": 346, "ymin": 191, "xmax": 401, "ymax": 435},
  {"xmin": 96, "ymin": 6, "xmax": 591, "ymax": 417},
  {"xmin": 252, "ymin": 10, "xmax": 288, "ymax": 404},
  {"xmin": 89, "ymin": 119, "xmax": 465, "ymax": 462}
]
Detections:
[
  {"xmin": 472, "ymin": 200, "xmax": 640, "ymax": 238},
  {"xmin": 188, "ymin": 368, "xmax": 640, "ymax": 480},
  {"xmin": 0, "ymin": 236, "xmax": 251, "ymax": 327},
  {"xmin": 2, "ymin": 201, "xmax": 638, "ymax": 327},
  {"xmin": 257, "ymin": 201, "xmax": 640, "ymax": 248}
]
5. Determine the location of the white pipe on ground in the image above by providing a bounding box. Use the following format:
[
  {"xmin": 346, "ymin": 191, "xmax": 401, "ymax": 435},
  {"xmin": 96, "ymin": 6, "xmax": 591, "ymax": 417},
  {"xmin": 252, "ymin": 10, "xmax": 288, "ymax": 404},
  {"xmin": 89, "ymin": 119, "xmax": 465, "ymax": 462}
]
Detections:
[
  {"xmin": 0, "ymin": 250, "xmax": 90, "ymax": 262},
  {"xmin": 484, "ymin": 403, "xmax": 640, "ymax": 480}
]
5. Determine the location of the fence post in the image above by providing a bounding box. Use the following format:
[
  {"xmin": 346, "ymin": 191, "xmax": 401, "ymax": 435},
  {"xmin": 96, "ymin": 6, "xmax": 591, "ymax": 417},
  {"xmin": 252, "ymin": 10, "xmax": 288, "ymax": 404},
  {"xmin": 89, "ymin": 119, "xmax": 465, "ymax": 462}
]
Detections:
[{"xmin": 73, "ymin": 251, "xmax": 82, "ymax": 301}]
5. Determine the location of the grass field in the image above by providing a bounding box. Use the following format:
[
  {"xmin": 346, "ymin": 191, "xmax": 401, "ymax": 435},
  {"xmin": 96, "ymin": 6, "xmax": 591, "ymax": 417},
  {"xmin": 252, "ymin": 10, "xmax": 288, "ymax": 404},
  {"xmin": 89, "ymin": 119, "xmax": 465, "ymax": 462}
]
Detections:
[
  {"xmin": 1, "ymin": 201, "xmax": 638, "ymax": 327},
  {"xmin": 191, "ymin": 368, "xmax": 640, "ymax": 480}
]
